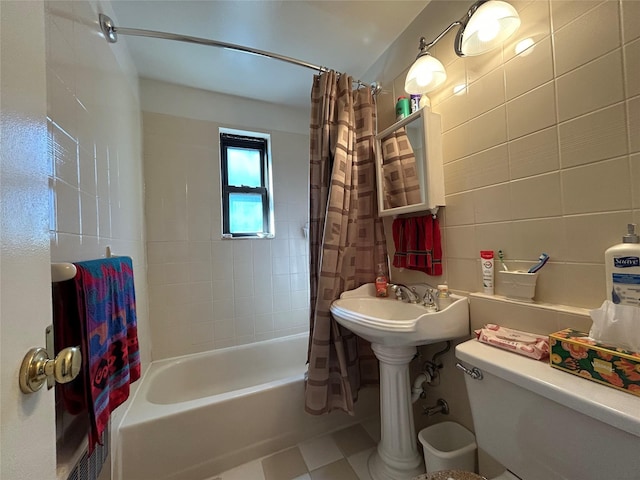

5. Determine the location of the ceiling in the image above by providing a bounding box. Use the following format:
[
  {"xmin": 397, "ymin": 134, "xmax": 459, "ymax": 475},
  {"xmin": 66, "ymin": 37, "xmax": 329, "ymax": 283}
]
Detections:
[{"xmin": 108, "ymin": 1, "xmax": 430, "ymax": 109}]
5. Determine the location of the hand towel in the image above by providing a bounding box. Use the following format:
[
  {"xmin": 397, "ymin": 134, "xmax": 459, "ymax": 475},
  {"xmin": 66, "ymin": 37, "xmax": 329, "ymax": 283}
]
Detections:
[
  {"xmin": 392, "ymin": 215, "xmax": 443, "ymax": 276},
  {"xmin": 392, "ymin": 217, "xmax": 407, "ymax": 268},
  {"xmin": 407, "ymin": 216, "xmax": 432, "ymax": 271},
  {"xmin": 407, "ymin": 215, "xmax": 443, "ymax": 276},
  {"xmin": 430, "ymin": 216, "xmax": 443, "ymax": 276}
]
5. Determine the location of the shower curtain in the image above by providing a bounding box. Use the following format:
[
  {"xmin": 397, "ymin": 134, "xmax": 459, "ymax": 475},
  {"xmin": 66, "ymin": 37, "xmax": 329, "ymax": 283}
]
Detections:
[{"xmin": 305, "ymin": 71, "xmax": 387, "ymax": 415}]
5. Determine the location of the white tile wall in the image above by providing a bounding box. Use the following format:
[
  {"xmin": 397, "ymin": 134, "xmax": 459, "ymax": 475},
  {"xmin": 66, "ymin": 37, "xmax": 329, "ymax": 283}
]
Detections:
[
  {"xmin": 379, "ymin": 0, "xmax": 640, "ymax": 310},
  {"xmin": 45, "ymin": 0, "xmax": 149, "ymax": 472},
  {"xmin": 142, "ymin": 84, "xmax": 310, "ymax": 358}
]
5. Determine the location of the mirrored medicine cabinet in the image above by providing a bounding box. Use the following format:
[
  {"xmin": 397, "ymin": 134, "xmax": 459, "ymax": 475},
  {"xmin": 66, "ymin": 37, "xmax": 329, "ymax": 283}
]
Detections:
[{"xmin": 375, "ymin": 107, "xmax": 445, "ymax": 217}]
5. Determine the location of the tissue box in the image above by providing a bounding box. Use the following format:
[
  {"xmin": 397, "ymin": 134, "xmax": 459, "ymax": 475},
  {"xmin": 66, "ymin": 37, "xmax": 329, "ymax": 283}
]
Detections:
[
  {"xmin": 498, "ymin": 271, "xmax": 538, "ymax": 302},
  {"xmin": 549, "ymin": 328, "xmax": 640, "ymax": 397}
]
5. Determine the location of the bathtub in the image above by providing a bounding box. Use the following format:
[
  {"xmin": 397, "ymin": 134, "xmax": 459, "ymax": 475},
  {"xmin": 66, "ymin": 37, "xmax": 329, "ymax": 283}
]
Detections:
[{"xmin": 115, "ymin": 333, "xmax": 379, "ymax": 480}]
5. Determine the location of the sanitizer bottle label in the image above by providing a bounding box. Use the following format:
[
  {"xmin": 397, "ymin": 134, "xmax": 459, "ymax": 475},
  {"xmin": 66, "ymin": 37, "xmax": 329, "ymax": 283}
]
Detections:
[{"xmin": 611, "ymin": 256, "xmax": 640, "ymax": 307}]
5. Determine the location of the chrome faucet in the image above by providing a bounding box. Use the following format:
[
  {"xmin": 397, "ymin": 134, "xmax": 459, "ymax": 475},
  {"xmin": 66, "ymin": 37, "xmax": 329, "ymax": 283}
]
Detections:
[{"xmin": 389, "ymin": 283, "xmax": 420, "ymax": 304}]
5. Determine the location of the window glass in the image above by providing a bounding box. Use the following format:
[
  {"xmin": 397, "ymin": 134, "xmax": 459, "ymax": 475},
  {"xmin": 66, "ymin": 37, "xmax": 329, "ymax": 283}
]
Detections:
[
  {"xmin": 229, "ymin": 193, "xmax": 264, "ymax": 233},
  {"xmin": 219, "ymin": 129, "xmax": 273, "ymax": 238},
  {"xmin": 227, "ymin": 147, "xmax": 262, "ymax": 187}
]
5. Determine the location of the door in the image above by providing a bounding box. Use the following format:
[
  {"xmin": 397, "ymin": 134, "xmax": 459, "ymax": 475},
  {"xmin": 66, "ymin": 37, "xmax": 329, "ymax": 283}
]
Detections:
[{"xmin": 1, "ymin": 1, "xmax": 57, "ymax": 478}]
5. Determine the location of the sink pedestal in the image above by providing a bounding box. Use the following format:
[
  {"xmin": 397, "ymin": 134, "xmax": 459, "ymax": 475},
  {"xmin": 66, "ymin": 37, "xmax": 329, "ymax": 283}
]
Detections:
[
  {"xmin": 329, "ymin": 284, "xmax": 470, "ymax": 479},
  {"xmin": 368, "ymin": 343, "xmax": 424, "ymax": 480}
]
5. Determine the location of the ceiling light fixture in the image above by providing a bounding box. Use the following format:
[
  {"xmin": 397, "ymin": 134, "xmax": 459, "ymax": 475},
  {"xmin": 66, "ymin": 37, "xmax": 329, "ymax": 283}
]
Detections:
[{"xmin": 405, "ymin": 0, "xmax": 520, "ymax": 95}]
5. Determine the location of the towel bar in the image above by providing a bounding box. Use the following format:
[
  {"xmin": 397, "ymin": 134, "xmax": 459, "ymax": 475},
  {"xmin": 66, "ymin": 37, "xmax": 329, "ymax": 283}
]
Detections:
[{"xmin": 51, "ymin": 262, "xmax": 77, "ymax": 282}]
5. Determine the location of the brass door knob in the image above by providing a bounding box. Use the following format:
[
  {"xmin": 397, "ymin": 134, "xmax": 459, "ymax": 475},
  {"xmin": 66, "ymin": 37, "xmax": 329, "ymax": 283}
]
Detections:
[{"xmin": 19, "ymin": 346, "xmax": 82, "ymax": 394}]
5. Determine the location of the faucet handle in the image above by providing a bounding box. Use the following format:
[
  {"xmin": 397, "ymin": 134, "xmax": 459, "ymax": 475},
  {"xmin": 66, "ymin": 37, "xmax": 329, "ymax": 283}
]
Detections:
[
  {"xmin": 422, "ymin": 288, "xmax": 434, "ymax": 303},
  {"xmin": 422, "ymin": 288, "xmax": 439, "ymax": 311},
  {"xmin": 390, "ymin": 284, "xmax": 404, "ymax": 301}
]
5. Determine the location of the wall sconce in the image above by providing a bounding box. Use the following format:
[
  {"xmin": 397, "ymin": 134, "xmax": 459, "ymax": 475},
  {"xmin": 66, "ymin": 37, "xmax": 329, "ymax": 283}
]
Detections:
[
  {"xmin": 405, "ymin": 38, "xmax": 447, "ymax": 94},
  {"xmin": 405, "ymin": 0, "xmax": 521, "ymax": 95}
]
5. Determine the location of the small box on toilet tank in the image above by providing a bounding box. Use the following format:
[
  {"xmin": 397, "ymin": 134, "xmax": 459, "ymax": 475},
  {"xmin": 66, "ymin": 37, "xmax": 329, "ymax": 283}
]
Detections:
[{"xmin": 549, "ymin": 328, "xmax": 640, "ymax": 397}]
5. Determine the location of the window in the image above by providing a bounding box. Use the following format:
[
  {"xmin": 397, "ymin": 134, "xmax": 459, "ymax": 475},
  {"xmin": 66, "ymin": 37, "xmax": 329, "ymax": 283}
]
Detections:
[{"xmin": 220, "ymin": 129, "xmax": 274, "ymax": 238}]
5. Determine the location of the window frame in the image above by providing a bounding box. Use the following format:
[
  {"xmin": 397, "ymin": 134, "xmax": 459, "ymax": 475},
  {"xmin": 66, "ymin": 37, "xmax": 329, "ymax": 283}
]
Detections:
[{"xmin": 219, "ymin": 129, "xmax": 274, "ymax": 238}]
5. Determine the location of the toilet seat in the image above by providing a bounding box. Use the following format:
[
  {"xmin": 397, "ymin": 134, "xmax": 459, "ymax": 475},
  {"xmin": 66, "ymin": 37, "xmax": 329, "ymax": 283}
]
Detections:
[{"xmin": 412, "ymin": 470, "xmax": 486, "ymax": 480}]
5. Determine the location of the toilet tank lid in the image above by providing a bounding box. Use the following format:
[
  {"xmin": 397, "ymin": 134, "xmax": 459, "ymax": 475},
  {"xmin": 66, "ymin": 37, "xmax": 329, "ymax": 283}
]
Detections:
[{"xmin": 455, "ymin": 339, "xmax": 640, "ymax": 439}]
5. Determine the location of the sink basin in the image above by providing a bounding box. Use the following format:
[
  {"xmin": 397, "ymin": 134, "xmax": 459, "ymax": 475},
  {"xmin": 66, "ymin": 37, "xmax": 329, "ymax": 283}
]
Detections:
[{"xmin": 330, "ymin": 283, "xmax": 469, "ymax": 346}]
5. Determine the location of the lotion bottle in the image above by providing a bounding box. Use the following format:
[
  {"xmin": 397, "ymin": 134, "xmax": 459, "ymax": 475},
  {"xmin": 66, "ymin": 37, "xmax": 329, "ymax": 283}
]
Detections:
[{"xmin": 605, "ymin": 224, "xmax": 640, "ymax": 307}]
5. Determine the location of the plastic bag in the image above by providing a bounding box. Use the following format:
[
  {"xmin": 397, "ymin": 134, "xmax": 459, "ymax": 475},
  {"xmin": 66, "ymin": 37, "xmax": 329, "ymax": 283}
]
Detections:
[{"xmin": 475, "ymin": 324, "xmax": 549, "ymax": 360}]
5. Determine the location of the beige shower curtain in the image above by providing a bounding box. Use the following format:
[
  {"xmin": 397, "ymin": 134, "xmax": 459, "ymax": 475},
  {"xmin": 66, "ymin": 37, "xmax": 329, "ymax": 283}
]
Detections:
[
  {"xmin": 380, "ymin": 129, "xmax": 422, "ymax": 208},
  {"xmin": 305, "ymin": 71, "xmax": 387, "ymax": 415}
]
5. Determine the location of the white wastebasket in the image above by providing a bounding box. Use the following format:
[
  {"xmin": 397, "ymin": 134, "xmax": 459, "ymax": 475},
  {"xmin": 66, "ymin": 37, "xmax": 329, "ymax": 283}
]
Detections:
[{"xmin": 418, "ymin": 421, "xmax": 477, "ymax": 474}]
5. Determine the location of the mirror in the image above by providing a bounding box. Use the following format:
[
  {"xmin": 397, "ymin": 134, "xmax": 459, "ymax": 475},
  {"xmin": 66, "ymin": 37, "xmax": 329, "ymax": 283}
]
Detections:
[{"xmin": 375, "ymin": 108, "xmax": 445, "ymax": 217}]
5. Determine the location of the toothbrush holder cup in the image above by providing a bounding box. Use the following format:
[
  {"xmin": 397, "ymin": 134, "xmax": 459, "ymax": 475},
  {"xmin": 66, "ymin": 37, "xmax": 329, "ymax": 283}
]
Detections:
[{"xmin": 498, "ymin": 271, "xmax": 539, "ymax": 302}]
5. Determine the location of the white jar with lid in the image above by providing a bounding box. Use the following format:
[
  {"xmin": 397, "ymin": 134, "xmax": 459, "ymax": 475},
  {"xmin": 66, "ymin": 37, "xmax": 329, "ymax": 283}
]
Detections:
[{"xmin": 435, "ymin": 284, "xmax": 452, "ymax": 310}]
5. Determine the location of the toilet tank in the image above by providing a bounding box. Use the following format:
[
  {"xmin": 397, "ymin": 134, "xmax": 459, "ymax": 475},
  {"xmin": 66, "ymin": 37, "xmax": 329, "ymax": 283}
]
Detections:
[{"xmin": 455, "ymin": 339, "xmax": 640, "ymax": 480}]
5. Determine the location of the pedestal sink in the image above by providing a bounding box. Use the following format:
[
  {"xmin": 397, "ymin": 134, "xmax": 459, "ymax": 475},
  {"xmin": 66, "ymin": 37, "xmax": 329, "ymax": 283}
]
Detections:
[{"xmin": 330, "ymin": 283, "xmax": 470, "ymax": 480}]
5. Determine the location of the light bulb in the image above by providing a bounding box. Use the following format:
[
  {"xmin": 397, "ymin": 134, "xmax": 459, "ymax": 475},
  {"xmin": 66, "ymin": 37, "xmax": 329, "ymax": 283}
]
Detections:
[
  {"xmin": 477, "ymin": 18, "xmax": 500, "ymax": 42},
  {"xmin": 415, "ymin": 68, "xmax": 434, "ymax": 88}
]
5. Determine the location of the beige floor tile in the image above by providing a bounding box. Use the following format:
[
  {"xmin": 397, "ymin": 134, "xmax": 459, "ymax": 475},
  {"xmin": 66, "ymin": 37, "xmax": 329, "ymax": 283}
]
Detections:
[
  {"xmin": 262, "ymin": 447, "xmax": 309, "ymax": 480},
  {"xmin": 298, "ymin": 433, "xmax": 344, "ymax": 471},
  {"xmin": 360, "ymin": 417, "xmax": 381, "ymax": 443},
  {"xmin": 309, "ymin": 459, "xmax": 359, "ymax": 480},
  {"xmin": 218, "ymin": 458, "xmax": 266, "ymax": 480},
  {"xmin": 332, "ymin": 424, "xmax": 376, "ymax": 457},
  {"xmin": 347, "ymin": 447, "xmax": 376, "ymax": 480}
]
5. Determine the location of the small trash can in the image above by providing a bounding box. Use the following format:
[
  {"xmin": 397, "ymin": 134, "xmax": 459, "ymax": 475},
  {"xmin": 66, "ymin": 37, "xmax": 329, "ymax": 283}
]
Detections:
[{"xmin": 418, "ymin": 421, "xmax": 477, "ymax": 474}]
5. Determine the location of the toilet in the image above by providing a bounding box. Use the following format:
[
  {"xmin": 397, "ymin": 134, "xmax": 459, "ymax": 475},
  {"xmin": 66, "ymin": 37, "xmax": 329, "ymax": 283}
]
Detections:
[{"xmin": 421, "ymin": 338, "xmax": 640, "ymax": 480}]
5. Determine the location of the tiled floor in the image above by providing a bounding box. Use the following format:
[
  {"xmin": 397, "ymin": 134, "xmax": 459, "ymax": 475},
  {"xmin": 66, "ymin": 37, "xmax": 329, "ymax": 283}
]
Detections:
[{"xmin": 210, "ymin": 419, "xmax": 380, "ymax": 480}]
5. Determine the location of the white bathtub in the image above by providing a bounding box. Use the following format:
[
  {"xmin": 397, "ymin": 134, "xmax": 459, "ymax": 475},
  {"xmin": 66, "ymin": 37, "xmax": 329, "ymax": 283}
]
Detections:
[{"xmin": 115, "ymin": 333, "xmax": 379, "ymax": 480}]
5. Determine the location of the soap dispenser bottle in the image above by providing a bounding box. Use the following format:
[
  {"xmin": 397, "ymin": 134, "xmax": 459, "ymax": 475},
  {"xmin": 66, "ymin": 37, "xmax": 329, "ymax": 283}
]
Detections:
[
  {"xmin": 604, "ymin": 224, "xmax": 640, "ymax": 307},
  {"xmin": 375, "ymin": 263, "xmax": 388, "ymax": 297}
]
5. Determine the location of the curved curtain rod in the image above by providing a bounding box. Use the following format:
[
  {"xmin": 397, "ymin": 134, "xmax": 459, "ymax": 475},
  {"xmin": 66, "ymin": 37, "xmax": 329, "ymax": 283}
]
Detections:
[{"xmin": 98, "ymin": 14, "xmax": 379, "ymax": 92}]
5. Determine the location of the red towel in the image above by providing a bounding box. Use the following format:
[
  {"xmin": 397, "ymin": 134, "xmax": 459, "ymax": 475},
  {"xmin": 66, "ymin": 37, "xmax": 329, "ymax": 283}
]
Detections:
[
  {"xmin": 392, "ymin": 215, "xmax": 442, "ymax": 276},
  {"xmin": 53, "ymin": 280, "xmax": 86, "ymax": 414},
  {"xmin": 431, "ymin": 217, "xmax": 443, "ymax": 276},
  {"xmin": 407, "ymin": 216, "xmax": 431, "ymax": 270},
  {"xmin": 392, "ymin": 218, "xmax": 407, "ymax": 268}
]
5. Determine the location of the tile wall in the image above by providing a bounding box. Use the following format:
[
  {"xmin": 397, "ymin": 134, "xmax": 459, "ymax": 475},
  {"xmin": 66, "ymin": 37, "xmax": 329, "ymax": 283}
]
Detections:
[
  {"xmin": 366, "ymin": 1, "xmax": 639, "ymax": 467},
  {"xmin": 45, "ymin": 0, "xmax": 149, "ymax": 476},
  {"xmin": 141, "ymin": 79, "xmax": 310, "ymax": 359},
  {"xmin": 378, "ymin": 0, "xmax": 639, "ymax": 310}
]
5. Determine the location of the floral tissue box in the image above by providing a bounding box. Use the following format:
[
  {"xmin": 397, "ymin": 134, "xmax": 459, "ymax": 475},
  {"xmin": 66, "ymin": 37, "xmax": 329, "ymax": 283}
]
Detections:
[{"xmin": 549, "ymin": 328, "xmax": 640, "ymax": 397}]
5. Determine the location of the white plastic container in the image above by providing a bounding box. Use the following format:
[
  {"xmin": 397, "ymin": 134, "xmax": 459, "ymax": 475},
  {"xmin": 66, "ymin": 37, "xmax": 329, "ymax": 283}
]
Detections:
[
  {"xmin": 418, "ymin": 421, "xmax": 477, "ymax": 474},
  {"xmin": 436, "ymin": 284, "xmax": 452, "ymax": 310},
  {"xmin": 498, "ymin": 270, "xmax": 538, "ymax": 302},
  {"xmin": 604, "ymin": 224, "xmax": 640, "ymax": 307}
]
